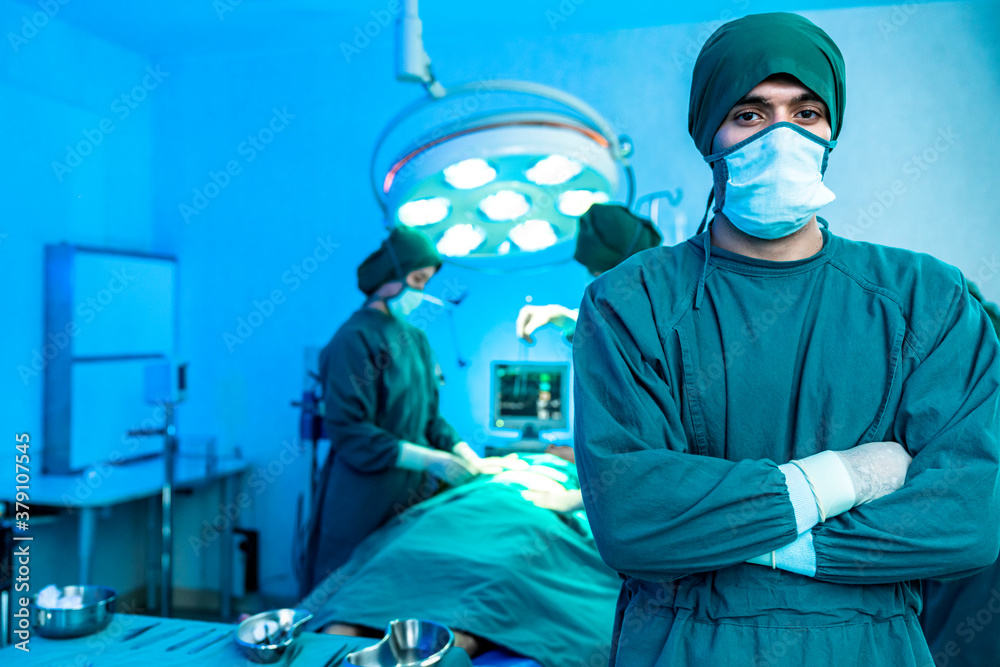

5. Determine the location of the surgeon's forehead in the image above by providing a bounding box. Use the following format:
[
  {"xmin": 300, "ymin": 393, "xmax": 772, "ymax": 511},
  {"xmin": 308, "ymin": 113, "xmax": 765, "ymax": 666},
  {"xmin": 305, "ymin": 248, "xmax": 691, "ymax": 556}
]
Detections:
[{"xmin": 728, "ymin": 74, "xmax": 828, "ymax": 110}]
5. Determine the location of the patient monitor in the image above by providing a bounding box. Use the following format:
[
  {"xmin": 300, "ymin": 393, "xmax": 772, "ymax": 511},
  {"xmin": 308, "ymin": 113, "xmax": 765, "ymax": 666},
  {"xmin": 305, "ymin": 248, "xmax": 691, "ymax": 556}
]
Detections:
[{"xmin": 490, "ymin": 362, "xmax": 568, "ymax": 451}]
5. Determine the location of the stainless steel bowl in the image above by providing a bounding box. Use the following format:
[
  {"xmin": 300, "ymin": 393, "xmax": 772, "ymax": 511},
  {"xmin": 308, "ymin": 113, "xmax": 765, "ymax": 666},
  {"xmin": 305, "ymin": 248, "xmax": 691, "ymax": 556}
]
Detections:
[
  {"xmin": 235, "ymin": 608, "xmax": 313, "ymax": 663},
  {"xmin": 346, "ymin": 619, "xmax": 454, "ymax": 667},
  {"xmin": 29, "ymin": 586, "xmax": 116, "ymax": 639}
]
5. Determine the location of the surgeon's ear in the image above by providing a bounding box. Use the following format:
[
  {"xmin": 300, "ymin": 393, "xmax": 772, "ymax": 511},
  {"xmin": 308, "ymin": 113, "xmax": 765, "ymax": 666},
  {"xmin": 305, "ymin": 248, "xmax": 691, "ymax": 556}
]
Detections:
[{"xmin": 375, "ymin": 280, "xmax": 405, "ymax": 300}]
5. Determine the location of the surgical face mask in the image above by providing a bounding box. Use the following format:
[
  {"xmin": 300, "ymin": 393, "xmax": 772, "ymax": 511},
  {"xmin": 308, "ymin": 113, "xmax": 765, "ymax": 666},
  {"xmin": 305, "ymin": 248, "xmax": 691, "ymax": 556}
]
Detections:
[
  {"xmin": 386, "ymin": 286, "xmax": 425, "ymax": 319},
  {"xmin": 705, "ymin": 122, "xmax": 836, "ymax": 240}
]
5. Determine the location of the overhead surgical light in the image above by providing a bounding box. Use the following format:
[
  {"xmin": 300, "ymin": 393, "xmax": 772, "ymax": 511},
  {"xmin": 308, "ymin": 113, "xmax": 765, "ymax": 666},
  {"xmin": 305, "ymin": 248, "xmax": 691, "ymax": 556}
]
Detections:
[
  {"xmin": 479, "ymin": 190, "xmax": 531, "ymax": 222},
  {"xmin": 443, "ymin": 158, "xmax": 497, "ymax": 189},
  {"xmin": 437, "ymin": 224, "xmax": 487, "ymax": 257},
  {"xmin": 371, "ymin": 0, "xmax": 635, "ymax": 266},
  {"xmin": 557, "ymin": 190, "xmax": 611, "ymax": 217},
  {"xmin": 509, "ymin": 219, "xmax": 558, "ymax": 252},
  {"xmin": 397, "ymin": 197, "xmax": 450, "ymax": 226},
  {"xmin": 525, "ymin": 155, "xmax": 582, "ymax": 186}
]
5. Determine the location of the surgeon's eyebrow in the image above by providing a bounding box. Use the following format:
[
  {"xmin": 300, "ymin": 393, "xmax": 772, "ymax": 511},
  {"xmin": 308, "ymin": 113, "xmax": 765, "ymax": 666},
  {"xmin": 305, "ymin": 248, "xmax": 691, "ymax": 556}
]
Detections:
[{"xmin": 732, "ymin": 91, "xmax": 825, "ymax": 108}]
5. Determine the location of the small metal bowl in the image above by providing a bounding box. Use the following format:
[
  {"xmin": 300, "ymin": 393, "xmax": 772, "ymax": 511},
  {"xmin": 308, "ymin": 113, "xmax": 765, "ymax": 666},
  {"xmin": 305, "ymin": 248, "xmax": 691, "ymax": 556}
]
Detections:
[
  {"xmin": 235, "ymin": 608, "xmax": 313, "ymax": 663},
  {"xmin": 346, "ymin": 619, "xmax": 454, "ymax": 667},
  {"xmin": 29, "ymin": 586, "xmax": 116, "ymax": 639}
]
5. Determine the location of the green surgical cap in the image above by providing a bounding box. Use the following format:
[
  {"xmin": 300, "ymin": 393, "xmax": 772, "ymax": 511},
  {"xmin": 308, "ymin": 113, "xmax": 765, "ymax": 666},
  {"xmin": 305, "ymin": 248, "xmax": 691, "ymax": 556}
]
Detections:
[
  {"xmin": 357, "ymin": 227, "xmax": 441, "ymax": 295},
  {"xmin": 688, "ymin": 12, "xmax": 846, "ymax": 157},
  {"xmin": 574, "ymin": 204, "xmax": 663, "ymax": 274}
]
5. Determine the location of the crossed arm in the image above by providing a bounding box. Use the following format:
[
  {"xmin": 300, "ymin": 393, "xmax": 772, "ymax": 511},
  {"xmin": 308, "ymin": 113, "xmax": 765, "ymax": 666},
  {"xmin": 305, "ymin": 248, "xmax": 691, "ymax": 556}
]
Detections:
[{"xmin": 572, "ymin": 282, "xmax": 1000, "ymax": 584}]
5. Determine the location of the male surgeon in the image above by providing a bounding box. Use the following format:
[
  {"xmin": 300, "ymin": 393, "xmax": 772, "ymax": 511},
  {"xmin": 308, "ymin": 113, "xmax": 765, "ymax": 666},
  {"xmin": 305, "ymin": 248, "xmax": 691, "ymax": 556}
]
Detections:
[
  {"xmin": 573, "ymin": 12, "xmax": 1000, "ymax": 665},
  {"xmin": 516, "ymin": 204, "xmax": 663, "ymax": 343}
]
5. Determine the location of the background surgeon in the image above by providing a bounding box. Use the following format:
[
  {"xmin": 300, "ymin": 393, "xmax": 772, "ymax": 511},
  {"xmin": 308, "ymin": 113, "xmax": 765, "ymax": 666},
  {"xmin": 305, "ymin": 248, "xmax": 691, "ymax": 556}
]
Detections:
[
  {"xmin": 516, "ymin": 204, "xmax": 662, "ymax": 343},
  {"xmin": 301, "ymin": 227, "xmax": 484, "ymax": 595}
]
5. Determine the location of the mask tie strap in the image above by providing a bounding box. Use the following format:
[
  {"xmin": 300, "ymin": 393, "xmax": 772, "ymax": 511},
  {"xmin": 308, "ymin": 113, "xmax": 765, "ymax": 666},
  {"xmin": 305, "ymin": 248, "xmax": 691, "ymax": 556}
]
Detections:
[
  {"xmin": 695, "ymin": 187, "xmax": 715, "ymax": 236},
  {"xmin": 694, "ymin": 222, "xmax": 711, "ymax": 310}
]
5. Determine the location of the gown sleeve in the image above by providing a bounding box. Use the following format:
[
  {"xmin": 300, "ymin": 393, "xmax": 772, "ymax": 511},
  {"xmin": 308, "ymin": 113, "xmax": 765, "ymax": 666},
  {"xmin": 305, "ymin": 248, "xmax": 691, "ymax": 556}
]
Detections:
[
  {"xmin": 573, "ymin": 278, "xmax": 801, "ymax": 582},
  {"xmin": 322, "ymin": 328, "xmax": 403, "ymax": 473},
  {"xmin": 812, "ymin": 276, "xmax": 1000, "ymax": 584}
]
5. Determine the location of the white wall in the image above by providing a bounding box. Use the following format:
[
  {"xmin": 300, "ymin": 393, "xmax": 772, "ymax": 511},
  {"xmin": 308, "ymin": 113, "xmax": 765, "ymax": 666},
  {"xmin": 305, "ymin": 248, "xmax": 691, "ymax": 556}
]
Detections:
[{"xmin": 0, "ymin": 0, "xmax": 158, "ymax": 596}]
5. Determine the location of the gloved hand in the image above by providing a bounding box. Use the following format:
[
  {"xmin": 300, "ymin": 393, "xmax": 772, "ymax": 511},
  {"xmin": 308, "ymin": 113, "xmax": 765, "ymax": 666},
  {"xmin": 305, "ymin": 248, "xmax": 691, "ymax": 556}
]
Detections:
[
  {"xmin": 397, "ymin": 442, "xmax": 478, "ymax": 486},
  {"xmin": 516, "ymin": 305, "xmax": 578, "ymax": 343},
  {"xmin": 452, "ymin": 442, "xmax": 489, "ymax": 475},
  {"xmin": 520, "ymin": 489, "xmax": 584, "ymax": 513},
  {"xmin": 478, "ymin": 454, "xmax": 531, "ymax": 475},
  {"xmin": 788, "ymin": 440, "xmax": 913, "ymax": 523},
  {"xmin": 747, "ymin": 441, "xmax": 913, "ymax": 574},
  {"xmin": 834, "ymin": 441, "xmax": 913, "ymax": 505}
]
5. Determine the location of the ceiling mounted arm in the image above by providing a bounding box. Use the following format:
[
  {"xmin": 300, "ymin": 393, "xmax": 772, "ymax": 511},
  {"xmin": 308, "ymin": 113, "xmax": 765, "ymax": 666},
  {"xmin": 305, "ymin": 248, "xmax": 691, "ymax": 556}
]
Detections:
[{"xmin": 396, "ymin": 0, "xmax": 446, "ymax": 98}]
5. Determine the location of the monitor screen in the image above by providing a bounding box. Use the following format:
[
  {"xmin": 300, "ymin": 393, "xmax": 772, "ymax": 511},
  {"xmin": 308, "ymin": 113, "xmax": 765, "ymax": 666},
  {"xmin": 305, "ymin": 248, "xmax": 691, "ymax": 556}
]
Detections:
[{"xmin": 491, "ymin": 362, "xmax": 569, "ymax": 435}]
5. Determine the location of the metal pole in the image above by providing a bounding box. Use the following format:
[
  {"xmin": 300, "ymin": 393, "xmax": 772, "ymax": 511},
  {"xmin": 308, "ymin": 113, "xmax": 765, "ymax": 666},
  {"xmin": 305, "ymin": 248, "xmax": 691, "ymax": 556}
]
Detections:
[
  {"xmin": 219, "ymin": 475, "xmax": 232, "ymax": 621},
  {"xmin": 1, "ymin": 590, "xmax": 8, "ymax": 648},
  {"xmin": 2, "ymin": 515, "xmax": 11, "ymax": 648},
  {"xmin": 161, "ymin": 404, "xmax": 175, "ymax": 618}
]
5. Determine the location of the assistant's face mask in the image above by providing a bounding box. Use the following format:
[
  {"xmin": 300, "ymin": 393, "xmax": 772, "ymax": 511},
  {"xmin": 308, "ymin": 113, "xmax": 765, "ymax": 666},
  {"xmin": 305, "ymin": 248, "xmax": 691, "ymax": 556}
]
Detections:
[
  {"xmin": 386, "ymin": 286, "xmax": 425, "ymax": 319},
  {"xmin": 705, "ymin": 122, "xmax": 836, "ymax": 240}
]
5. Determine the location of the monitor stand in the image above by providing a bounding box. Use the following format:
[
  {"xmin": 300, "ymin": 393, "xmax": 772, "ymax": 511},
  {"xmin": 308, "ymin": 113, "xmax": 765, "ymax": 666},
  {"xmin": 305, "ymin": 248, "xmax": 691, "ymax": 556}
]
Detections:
[
  {"xmin": 516, "ymin": 424, "xmax": 548, "ymax": 452},
  {"xmin": 484, "ymin": 424, "xmax": 550, "ymax": 457}
]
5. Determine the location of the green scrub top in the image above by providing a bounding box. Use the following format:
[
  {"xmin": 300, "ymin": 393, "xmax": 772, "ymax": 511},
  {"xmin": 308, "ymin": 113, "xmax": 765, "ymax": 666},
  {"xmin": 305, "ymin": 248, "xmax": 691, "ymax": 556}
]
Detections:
[
  {"xmin": 302, "ymin": 307, "xmax": 460, "ymax": 594},
  {"xmin": 573, "ymin": 224, "xmax": 1000, "ymax": 665}
]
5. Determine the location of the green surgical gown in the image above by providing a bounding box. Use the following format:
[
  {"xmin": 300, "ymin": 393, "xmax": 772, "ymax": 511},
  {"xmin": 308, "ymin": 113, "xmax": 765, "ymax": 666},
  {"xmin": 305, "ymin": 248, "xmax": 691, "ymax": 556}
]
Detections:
[
  {"xmin": 918, "ymin": 280, "xmax": 1000, "ymax": 667},
  {"xmin": 573, "ymin": 224, "xmax": 1000, "ymax": 666},
  {"xmin": 920, "ymin": 565, "xmax": 1000, "ymax": 667},
  {"xmin": 302, "ymin": 307, "xmax": 460, "ymax": 594}
]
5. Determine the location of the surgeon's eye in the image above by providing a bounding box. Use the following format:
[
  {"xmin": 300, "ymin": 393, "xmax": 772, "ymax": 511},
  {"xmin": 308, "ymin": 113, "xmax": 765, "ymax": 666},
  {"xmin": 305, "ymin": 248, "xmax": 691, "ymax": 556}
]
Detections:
[
  {"xmin": 797, "ymin": 109, "xmax": 821, "ymax": 120},
  {"xmin": 735, "ymin": 111, "xmax": 759, "ymax": 123}
]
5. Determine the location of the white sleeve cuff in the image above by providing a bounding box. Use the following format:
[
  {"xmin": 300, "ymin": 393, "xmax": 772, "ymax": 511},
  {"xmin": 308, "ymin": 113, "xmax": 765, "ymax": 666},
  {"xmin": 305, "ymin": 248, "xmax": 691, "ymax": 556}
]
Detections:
[
  {"xmin": 773, "ymin": 531, "xmax": 817, "ymax": 577},
  {"xmin": 745, "ymin": 551, "xmax": 773, "ymax": 567},
  {"xmin": 779, "ymin": 463, "xmax": 821, "ymax": 534},
  {"xmin": 790, "ymin": 450, "xmax": 857, "ymax": 521}
]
